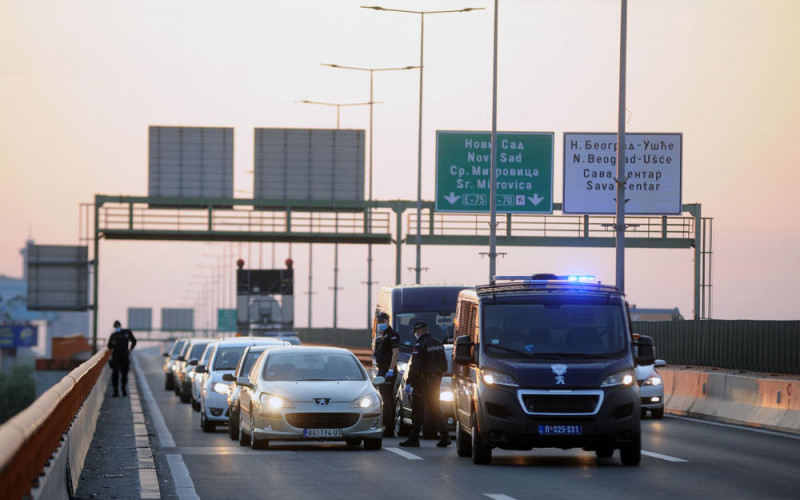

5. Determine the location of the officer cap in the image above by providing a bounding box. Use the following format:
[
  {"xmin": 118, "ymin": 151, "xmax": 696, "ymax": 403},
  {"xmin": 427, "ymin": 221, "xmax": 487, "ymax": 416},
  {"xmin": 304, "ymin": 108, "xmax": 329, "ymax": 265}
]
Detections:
[
  {"xmin": 377, "ymin": 312, "xmax": 389, "ymax": 321},
  {"xmin": 411, "ymin": 320, "xmax": 427, "ymax": 331},
  {"xmin": 113, "ymin": 320, "xmax": 121, "ymax": 328}
]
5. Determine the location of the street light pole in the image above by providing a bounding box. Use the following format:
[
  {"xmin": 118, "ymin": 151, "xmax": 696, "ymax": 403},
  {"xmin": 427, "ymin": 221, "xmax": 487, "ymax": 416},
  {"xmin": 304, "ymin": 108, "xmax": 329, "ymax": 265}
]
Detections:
[
  {"xmin": 615, "ymin": 0, "xmax": 628, "ymax": 292},
  {"xmin": 298, "ymin": 99, "xmax": 371, "ymax": 328},
  {"xmin": 362, "ymin": 5, "xmax": 483, "ymax": 284},
  {"xmin": 321, "ymin": 63, "xmax": 417, "ymax": 326}
]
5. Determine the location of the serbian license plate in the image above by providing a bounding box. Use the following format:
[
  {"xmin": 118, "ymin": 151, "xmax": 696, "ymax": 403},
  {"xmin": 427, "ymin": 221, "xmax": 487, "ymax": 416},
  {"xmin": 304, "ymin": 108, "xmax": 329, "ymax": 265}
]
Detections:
[
  {"xmin": 304, "ymin": 428, "xmax": 343, "ymax": 439},
  {"xmin": 538, "ymin": 425, "xmax": 583, "ymax": 435}
]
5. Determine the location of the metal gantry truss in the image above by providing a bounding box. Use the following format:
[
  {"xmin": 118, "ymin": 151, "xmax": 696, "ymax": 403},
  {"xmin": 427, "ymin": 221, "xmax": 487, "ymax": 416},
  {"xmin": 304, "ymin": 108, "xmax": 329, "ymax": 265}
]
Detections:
[{"xmin": 84, "ymin": 195, "xmax": 712, "ymax": 349}]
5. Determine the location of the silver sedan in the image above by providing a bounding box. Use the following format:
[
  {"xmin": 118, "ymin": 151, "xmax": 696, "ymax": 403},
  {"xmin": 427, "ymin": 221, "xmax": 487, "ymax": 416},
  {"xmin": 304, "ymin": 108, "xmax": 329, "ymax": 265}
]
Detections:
[{"xmin": 237, "ymin": 346, "xmax": 384, "ymax": 450}]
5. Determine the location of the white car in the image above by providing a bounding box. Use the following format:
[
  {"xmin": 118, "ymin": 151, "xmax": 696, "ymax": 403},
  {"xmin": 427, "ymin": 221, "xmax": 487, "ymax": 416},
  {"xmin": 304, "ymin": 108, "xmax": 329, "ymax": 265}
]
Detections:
[
  {"xmin": 237, "ymin": 346, "xmax": 384, "ymax": 450},
  {"xmin": 637, "ymin": 359, "xmax": 666, "ymax": 419},
  {"xmin": 197, "ymin": 338, "xmax": 289, "ymax": 432},
  {"xmin": 190, "ymin": 341, "xmax": 217, "ymax": 411}
]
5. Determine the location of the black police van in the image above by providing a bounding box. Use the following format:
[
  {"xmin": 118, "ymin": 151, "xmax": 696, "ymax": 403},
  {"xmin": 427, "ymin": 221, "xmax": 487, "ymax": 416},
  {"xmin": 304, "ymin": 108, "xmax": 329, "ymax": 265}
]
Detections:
[
  {"xmin": 452, "ymin": 274, "xmax": 655, "ymax": 465},
  {"xmin": 372, "ymin": 284, "xmax": 469, "ymax": 373}
]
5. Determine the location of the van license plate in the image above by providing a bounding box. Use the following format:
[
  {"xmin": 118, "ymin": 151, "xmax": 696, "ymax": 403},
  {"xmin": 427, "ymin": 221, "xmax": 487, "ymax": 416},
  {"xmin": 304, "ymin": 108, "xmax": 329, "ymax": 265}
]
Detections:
[
  {"xmin": 304, "ymin": 428, "xmax": 343, "ymax": 438},
  {"xmin": 539, "ymin": 425, "xmax": 582, "ymax": 435}
]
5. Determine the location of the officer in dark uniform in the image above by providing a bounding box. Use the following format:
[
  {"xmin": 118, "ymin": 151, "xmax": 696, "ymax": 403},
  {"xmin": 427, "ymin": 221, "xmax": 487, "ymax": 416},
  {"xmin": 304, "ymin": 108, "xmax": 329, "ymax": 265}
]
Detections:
[
  {"xmin": 399, "ymin": 321, "xmax": 451, "ymax": 448},
  {"xmin": 108, "ymin": 320, "xmax": 137, "ymax": 397},
  {"xmin": 374, "ymin": 312, "xmax": 400, "ymax": 437}
]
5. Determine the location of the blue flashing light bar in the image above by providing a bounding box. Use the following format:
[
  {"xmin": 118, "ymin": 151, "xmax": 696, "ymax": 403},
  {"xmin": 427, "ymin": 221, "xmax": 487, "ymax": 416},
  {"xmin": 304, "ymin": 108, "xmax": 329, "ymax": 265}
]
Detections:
[{"xmin": 495, "ymin": 274, "xmax": 597, "ymax": 283}]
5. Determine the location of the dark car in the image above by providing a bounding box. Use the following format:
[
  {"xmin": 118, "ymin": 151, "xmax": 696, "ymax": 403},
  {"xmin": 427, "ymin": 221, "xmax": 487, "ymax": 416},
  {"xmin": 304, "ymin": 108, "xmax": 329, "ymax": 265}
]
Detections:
[{"xmin": 394, "ymin": 344, "xmax": 455, "ymax": 439}]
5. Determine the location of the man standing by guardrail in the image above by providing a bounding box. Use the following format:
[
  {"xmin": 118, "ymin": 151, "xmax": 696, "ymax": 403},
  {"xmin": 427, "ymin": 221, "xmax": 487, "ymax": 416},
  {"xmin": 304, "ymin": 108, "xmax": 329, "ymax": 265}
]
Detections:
[{"xmin": 108, "ymin": 320, "xmax": 136, "ymax": 397}]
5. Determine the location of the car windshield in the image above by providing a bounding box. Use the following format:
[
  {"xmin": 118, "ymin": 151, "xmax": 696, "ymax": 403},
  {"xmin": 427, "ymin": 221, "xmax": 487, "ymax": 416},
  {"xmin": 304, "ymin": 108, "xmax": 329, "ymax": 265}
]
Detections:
[
  {"xmin": 394, "ymin": 311, "xmax": 456, "ymax": 348},
  {"xmin": 481, "ymin": 302, "xmax": 628, "ymax": 359},
  {"xmin": 262, "ymin": 352, "xmax": 366, "ymax": 382},
  {"xmin": 213, "ymin": 346, "xmax": 247, "ymax": 370}
]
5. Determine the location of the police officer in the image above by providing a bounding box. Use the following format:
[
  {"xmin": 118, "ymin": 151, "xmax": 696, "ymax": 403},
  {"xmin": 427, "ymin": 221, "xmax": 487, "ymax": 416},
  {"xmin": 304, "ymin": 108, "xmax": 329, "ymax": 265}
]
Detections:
[
  {"xmin": 399, "ymin": 321, "xmax": 451, "ymax": 448},
  {"xmin": 108, "ymin": 320, "xmax": 137, "ymax": 397},
  {"xmin": 374, "ymin": 312, "xmax": 400, "ymax": 437}
]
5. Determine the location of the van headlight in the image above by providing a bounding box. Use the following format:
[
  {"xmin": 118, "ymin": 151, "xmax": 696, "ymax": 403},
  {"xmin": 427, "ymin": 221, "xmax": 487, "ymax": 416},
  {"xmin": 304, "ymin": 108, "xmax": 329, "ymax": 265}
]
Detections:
[
  {"xmin": 351, "ymin": 393, "xmax": 381, "ymax": 409},
  {"xmin": 480, "ymin": 369, "xmax": 519, "ymax": 387},
  {"xmin": 602, "ymin": 370, "xmax": 636, "ymax": 387}
]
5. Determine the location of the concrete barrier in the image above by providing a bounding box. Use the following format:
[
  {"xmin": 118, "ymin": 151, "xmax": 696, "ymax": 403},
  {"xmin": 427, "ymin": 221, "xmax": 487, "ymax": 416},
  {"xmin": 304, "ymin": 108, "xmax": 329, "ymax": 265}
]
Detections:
[{"xmin": 662, "ymin": 367, "xmax": 800, "ymax": 435}]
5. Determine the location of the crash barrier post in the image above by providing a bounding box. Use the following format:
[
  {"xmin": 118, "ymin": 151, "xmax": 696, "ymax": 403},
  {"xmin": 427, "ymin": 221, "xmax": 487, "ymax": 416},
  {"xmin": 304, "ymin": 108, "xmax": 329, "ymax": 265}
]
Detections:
[{"xmin": 0, "ymin": 349, "xmax": 110, "ymax": 500}]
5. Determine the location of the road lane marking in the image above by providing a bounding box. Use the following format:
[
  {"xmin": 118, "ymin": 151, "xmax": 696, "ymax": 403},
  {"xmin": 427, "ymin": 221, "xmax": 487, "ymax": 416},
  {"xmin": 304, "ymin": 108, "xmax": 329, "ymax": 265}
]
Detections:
[
  {"xmin": 132, "ymin": 355, "xmax": 176, "ymax": 448},
  {"xmin": 385, "ymin": 447, "xmax": 424, "ymax": 460},
  {"xmin": 167, "ymin": 454, "xmax": 201, "ymax": 500},
  {"xmin": 485, "ymin": 495, "xmax": 517, "ymax": 500},
  {"xmin": 642, "ymin": 450, "xmax": 689, "ymax": 462}
]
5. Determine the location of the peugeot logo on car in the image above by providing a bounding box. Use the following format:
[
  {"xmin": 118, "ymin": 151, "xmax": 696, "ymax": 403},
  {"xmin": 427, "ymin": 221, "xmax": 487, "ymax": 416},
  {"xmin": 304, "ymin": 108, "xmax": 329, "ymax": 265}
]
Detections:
[{"xmin": 314, "ymin": 398, "xmax": 331, "ymax": 406}]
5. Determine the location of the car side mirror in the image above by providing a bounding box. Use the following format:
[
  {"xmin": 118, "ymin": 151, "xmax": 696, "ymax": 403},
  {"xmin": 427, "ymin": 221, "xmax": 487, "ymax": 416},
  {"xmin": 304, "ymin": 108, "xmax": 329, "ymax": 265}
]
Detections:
[
  {"xmin": 163, "ymin": 352, "xmax": 169, "ymax": 357},
  {"xmin": 195, "ymin": 365, "xmax": 206, "ymax": 374},
  {"xmin": 237, "ymin": 376, "xmax": 253, "ymax": 389},
  {"xmin": 177, "ymin": 356, "xmax": 186, "ymax": 362},
  {"xmin": 636, "ymin": 335, "xmax": 656, "ymax": 366},
  {"xmin": 655, "ymin": 359, "xmax": 667, "ymax": 367},
  {"xmin": 373, "ymin": 376, "xmax": 386, "ymax": 386},
  {"xmin": 453, "ymin": 335, "xmax": 475, "ymax": 365},
  {"xmin": 188, "ymin": 358, "xmax": 198, "ymax": 366},
  {"xmin": 222, "ymin": 373, "xmax": 235, "ymax": 382}
]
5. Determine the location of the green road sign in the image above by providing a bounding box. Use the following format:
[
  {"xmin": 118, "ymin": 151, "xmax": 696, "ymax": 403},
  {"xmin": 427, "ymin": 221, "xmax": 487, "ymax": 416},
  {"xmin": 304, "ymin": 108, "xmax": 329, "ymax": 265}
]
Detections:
[
  {"xmin": 217, "ymin": 309, "xmax": 237, "ymax": 332},
  {"xmin": 435, "ymin": 131, "xmax": 554, "ymax": 213}
]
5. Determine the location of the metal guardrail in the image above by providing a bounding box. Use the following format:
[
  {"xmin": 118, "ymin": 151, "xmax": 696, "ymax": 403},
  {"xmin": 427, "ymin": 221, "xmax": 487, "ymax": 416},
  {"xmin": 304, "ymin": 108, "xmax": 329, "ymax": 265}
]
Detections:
[{"xmin": 0, "ymin": 349, "xmax": 109, "ymax": 500}]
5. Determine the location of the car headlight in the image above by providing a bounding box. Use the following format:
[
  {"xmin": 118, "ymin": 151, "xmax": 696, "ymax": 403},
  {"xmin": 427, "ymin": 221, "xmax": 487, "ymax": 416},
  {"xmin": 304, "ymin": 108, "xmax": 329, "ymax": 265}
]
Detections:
[
  {"xmin": 602, "ymin": 370, "xmax": 636, "ymax": 387},
  {"xmin": 261, "ymin": 394, "xmax": 295, "ymax": 409},
  {"xmin": 480, "ymin": 369, "xmax": 519, "ymax": 387},
  {"xmin": 643, "ymin": 373, "xmax": 663, "ymax": 386},
  {"xmin": 439, "ymin": 389, "xmax": 454, "ymax": 402},
  {"xmin": 213, "ymin": 382, "xmax": 230, "ymax": 395},
  {"xmin": 351, "ymin": 393, "xmax": 381, "ymax": 409}
]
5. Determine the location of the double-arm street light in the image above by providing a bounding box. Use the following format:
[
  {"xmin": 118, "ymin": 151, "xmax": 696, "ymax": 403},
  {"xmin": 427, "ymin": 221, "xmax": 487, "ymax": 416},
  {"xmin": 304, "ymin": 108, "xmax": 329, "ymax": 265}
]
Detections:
[
  {"xmin": 297, "ymin": 98, "xmax": 372, "ymax": 328},
  {"xmin": 362, "ymin": 5, "xmax": 483, "ymax": 284},
  {"xmin": 321, "ymin": 63, "xmax": 418, "ymax": 326}
]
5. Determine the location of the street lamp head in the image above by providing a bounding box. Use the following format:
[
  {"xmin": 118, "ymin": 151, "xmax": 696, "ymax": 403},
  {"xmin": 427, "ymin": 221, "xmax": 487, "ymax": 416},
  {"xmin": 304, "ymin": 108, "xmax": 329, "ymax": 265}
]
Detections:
[{"xmin": 361, "ymin": 6, "xmax": 384, "ymax": 11}]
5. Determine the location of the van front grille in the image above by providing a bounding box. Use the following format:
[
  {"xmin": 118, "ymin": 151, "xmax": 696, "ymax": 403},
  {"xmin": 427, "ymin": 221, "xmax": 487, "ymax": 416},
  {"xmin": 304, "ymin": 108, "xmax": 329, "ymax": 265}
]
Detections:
[{"xmin": 520, "ymin": 394, "xmax": 600, "ymax": 415}]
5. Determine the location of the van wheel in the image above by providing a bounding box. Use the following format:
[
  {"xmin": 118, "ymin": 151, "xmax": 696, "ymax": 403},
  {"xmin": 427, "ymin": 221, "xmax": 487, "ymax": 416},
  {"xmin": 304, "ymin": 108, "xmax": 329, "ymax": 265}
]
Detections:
[
  {"xmin": 394, "ymin": 398, "xmax": 411, "ymax": 437},
  {"xmin": 620, "ymin": 430, "xmax": 641, "ymax": 466},
  {"xmin": 456, "ymin": 420, "xmax": 472, "ymax": 457},
  {"xmin": 471, "ymin": 420, "xmax": 491, "ymax": 465}
]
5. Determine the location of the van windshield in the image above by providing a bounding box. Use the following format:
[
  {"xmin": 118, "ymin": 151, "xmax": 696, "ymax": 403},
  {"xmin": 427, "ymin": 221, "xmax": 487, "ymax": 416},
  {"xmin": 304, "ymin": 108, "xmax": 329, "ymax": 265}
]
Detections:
[
  {"xmin": 394, "ymin": 312, "xmax": 456, "ymax": 348},
  {"xmin": 481, "ymin": 303, "xmax": 628, "ymax": 358}
]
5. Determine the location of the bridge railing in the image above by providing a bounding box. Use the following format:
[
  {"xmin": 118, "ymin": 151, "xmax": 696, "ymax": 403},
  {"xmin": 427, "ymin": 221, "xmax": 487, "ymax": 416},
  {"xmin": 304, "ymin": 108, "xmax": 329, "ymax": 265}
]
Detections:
[{"xmin": 0, "ymin": 349, "xmax": 109, "ymax": 500}]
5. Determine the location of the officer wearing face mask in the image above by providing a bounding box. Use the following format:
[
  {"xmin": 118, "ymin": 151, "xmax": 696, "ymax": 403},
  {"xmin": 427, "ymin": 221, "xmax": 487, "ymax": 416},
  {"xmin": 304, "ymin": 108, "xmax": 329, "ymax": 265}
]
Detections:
[
  {"xmin": 374, "ymin": 312, "xmax": 399, "ymax": 437},
  {"xmin": 108, "ymin": 320, "xmax": 137, "ymax": 397},
  {"xmin": 399, "ymin": 321, "xmax": 451, "ymax": 448}
]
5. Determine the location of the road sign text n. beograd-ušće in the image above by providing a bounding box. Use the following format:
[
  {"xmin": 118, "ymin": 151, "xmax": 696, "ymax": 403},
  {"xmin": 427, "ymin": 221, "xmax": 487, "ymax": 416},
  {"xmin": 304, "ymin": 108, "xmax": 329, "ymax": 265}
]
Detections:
[{"xmin": 435, "ymin": 131, "xmax": 554, "ymax": 214}]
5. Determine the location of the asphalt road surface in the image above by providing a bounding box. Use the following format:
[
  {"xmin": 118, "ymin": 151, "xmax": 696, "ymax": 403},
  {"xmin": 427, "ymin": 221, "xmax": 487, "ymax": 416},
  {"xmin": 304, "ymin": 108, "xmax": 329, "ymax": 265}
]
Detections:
[{"xmin": 135, "ymin": 348, "xmax": 800, "ymax": 500}]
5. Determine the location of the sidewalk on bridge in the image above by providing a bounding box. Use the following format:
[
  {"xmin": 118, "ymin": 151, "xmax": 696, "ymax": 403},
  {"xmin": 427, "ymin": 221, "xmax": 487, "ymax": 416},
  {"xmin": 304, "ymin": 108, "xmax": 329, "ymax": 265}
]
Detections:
[{"xmin": 73, "ymin": 363, "xmax": 163, "ymax": 500}]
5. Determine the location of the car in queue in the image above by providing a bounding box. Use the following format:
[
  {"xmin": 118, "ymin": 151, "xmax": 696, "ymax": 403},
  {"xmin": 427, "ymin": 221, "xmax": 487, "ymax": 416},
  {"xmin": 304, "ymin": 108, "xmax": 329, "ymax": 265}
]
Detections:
[
  {"xmin": 224, "ymin": 344, "xmax": 287, "ymax": 440},
  {"xmin": 237, "ymin": 346, "xmax": 385, "ymax": 450},
  {"xmin": 635, "ymin": 335, "xmax": 666, "ymax": 419},
  {"xmin": 163, "ymin": 338, "xmax": 188, "ymax": 391},
  {"xmin": 196, "ymin": 337, "xmax": 290, "ymax": 433},
  {"xmin": 191, "ymin": 342, "xmax": 217, "ymax": 412},
  {"xmin": 176, "ymin": 338, "xmax": 214, "ymax": 403},
  {"xmin": 394, "ymin": 344, "xmax": 455, "ymax": 438}
]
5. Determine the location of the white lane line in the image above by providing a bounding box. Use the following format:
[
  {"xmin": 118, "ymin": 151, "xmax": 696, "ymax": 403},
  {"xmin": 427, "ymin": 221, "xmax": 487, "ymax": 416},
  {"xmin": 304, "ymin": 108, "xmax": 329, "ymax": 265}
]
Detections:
[
  {"xmin": 642, "ymin": 450, "xmax": 689, "ymax": 462},
  {"xmin": 385, "ymin": 447, "xmax": 424, "ymax": 460},
  {"xmin": 485, "ymin": 495, "xmax": 517, "ymax": 500},
  {"xmin": 132, "ymin": 355, "xmax": 175, "ymax": 448},
  {"xmin": 166, "ymin": 454, "xmax": 201, "ymax": 500}
]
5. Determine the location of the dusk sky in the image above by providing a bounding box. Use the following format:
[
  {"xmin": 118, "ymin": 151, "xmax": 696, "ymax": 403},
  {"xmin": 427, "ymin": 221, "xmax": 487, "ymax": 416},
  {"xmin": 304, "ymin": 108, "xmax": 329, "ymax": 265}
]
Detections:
[{"xmin": 2, "ymin": 0, "xmax": 798, "ymax": 333}]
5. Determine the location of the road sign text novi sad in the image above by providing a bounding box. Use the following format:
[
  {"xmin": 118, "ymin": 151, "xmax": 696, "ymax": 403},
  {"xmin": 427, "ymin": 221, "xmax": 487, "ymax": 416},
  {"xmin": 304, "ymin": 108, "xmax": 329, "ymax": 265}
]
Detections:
[{"xmin": 436, "ymin": 131, "xmax": 553, "ymax": 213}]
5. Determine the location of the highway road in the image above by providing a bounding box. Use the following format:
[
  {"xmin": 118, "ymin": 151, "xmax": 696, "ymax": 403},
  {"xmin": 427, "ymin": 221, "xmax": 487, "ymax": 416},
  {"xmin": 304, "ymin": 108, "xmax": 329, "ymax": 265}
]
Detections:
[{"xmin": 134, "ymin": 348, "xmax": 800, "ymax": 500}]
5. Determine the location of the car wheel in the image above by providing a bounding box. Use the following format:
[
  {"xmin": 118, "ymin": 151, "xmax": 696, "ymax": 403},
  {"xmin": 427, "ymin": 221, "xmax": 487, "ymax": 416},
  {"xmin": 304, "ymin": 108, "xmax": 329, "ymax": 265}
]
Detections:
[
  {"xmin": 250, "ymin": 414, "xmax": 268, "ymax": 450},
  {"xmin": 165, "ymin": 374, "xmax": 174, "ymax": 391},
  {"xmin": 201, "ymin": 411, "xmax": 215, "ymax": 433},
  {"xmin": 394, "ymin": 398, "xmax": 411, "ymax": 437},
  {"xmin": 620, "ymin": 429, "xmax": 642, "ymax": 466},
  {"xmin": 345, "ymin": 438, "xmax": 362, "ymax": 446},
  {"xmin": 471, "ymin": 418, "xmax": 491, "ymax": 465},
  {"xmin": 651, "ymin": 408, "xmax": 664, "ymax": 419},
  {"xmin": 179, "ymin": 387, "xmax": 191, "ymax": 404},
  {"xmin": 174, "ymin": 379, "xmax": 181, "ymax": 396},
  {"xmin": 238, "ymin": 410, "xmax": 250, "ymax": 447},
  {"xmin": 228, "ymin": 409, "xmax": 239, "ymax": 440},
  {"xmin": 364, "ymin": 438, "xmax": 382, "ymax": 450},
  {"xmin": 455, "ymin": 420, "xmax": 472, "ymax": 458}
]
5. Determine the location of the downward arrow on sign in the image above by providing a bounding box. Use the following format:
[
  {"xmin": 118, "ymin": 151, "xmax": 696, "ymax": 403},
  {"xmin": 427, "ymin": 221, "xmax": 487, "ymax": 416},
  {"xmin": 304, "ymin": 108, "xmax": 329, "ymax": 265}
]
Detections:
[
  {"xmin": 527, "ymin": 194, "xmax": 545, "ymax": 205},
  {"xmin": 445, "ymin": 192, "xmax": 461, "ymax": 204}
]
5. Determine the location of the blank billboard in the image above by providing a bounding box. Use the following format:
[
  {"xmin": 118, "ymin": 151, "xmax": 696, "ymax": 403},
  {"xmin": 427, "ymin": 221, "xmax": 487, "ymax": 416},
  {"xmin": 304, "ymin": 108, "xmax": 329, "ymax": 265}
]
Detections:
[
  {"xmin": 254, "ymin": 128, "xmax": 365, "ymax": 201},
  {"xmin": 161, "ymin": 308, "xmax": 194, "ymax": 331},
  {"xmin": 26, "ymin": 245, "xmax": 90, "ymax": 311},
  {"xmin": 149, "ymin": 126, "xmax": 234, "ymax": 200}
]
